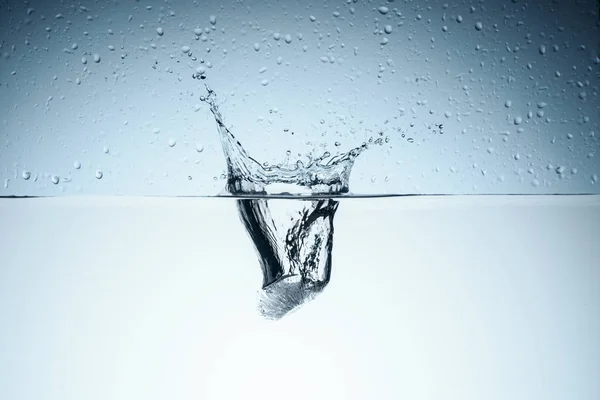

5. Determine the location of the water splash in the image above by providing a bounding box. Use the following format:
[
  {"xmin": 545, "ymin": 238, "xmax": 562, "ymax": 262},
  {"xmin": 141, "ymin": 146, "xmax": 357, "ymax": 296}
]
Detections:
[{"xmin": 201, "ymin": 86, "xmax": 383, "ymax": 319}]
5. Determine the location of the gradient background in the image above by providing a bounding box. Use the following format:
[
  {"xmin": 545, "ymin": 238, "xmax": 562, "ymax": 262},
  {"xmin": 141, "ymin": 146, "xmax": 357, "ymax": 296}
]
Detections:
[
  {"xmin": 1, "ymin": 196, "xmax": 600, "ymax": 399},
  {"xmin": 1, "ymin": 0, "xmax": 599, "ymax": 195}
]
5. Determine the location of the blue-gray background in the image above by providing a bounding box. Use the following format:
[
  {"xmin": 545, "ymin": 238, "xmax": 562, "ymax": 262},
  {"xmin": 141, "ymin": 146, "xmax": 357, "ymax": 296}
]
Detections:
[{"xmin": 1, "ymin": 0, "xmax": 599, "ymax": 195}]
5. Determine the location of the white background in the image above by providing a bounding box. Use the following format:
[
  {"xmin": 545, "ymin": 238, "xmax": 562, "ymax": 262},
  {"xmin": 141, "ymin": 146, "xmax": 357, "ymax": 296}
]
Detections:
[{"xmin": 1, "ymin": 195, "xmax": 599, "ymax": 399}]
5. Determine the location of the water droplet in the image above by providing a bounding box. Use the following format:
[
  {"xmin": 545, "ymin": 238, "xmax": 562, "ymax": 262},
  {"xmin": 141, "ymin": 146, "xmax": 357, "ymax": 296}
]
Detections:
[
  {"xmin": 555, "ymin": 165, "xmax": 565, "ymax": 174},
  {"xmin": 253, "ymin": 42, "xmax": 260, "ymax": 51},
  {"xmin": 539, "ymin": 44, "xmax": 546, "ymax": 55},
  {"xmin": 456, "ymin": 15, "xmax": 463, "ymax": 23},
  {"xmin": 74, "ymin": 161, "xmax": 81, "ymax": 169},
  {"xmin": 378, "ymin": 6, "xmax": 389, "ymax": 14},
  {"xmin": 51, "ymin": 175, "xmax": 60, "ymax": 185},
  {"xmin": 475, "ymin": 22, "xmax": 483, "ymax": 31},
  {"xmin": 81, "ymin": 56, "xmax": 87, "ymax": 65},
  {"xmin": 273, "ymin": 32, "xmax": 281, "ymax": 41},
  {"xmin": 95, "ymin": 170, "xmax": 103, "ymax": 179},
  {"xmin": 504, "ymin": 100, "xmax": 512, "ymax": 108},
  {"xmin": 592, "ymin": 174, "xmax": 598, "ymax": 184},
  {"xmin": 22, "ymin": 171, "xmax": 31, "ymax": 180},
  {"xmin": 156, "ymin": 27, "xmax": 164, "ymax": 36},
  {"xmin": 514, "ymin": 116, "xmax": 522, "ymax": 125},
  {"xmin": 384, "ymin": 25, "xmax": 393, "ymax": 34},
  {"xmin": 168, "ymin": 138, "xmax": 177, "ymax": 147},
  {"xmin": 93, "ymin": 53, "xmax": 101, "ymax": 63},
  {"xmin": 103, "ymin": 146, "xmax": 110, "ymax": 154},
  {"xmin": 261, "ymin": 79, "xmax": 269, "ymax": 86},
  {"xmin": 209, "ymin": 15, "xmax": 217, "ymax": 25},
  {"xmin": 181, "ymin": 45, "xmax": 190, "ymax": 53},
  {"xmin": 284, "ymin": 34, "xmax": 292, "ymax": 44},
  {"xmin": 444, "ymin": 111, "xmax": 452, "ymax": 118}
]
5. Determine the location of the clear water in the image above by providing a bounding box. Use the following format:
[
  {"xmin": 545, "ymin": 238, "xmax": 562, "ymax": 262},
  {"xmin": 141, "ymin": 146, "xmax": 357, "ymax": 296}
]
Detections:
[{"xmin": 1, "ymin": 194, "xmax": 599, "ymax": 400}]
